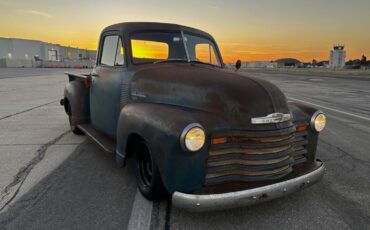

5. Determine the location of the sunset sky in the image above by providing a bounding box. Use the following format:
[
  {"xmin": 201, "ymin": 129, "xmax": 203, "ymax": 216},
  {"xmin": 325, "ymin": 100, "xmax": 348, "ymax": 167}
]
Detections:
[{"xmin": 0, "ymin": 0, "xmax": 369, "ymax": 63}]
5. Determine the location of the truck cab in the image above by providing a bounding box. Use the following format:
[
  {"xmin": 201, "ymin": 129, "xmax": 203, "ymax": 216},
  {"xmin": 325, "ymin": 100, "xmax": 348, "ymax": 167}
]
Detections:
[{"xmin": 61, "ymin": 22, "xmax": 326, "ymax": 211}]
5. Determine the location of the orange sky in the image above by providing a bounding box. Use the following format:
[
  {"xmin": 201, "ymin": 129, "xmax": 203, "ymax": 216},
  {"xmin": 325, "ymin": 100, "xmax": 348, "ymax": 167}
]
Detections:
[{"xmin": 0, "ymin": 0, "xmax": 369, "ymax": 63}]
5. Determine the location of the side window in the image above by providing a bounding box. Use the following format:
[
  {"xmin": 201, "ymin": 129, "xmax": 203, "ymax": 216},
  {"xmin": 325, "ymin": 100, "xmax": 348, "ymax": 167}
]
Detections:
[
  {"xmin": 101, "ymin": 35, "xmax": 118, "ymax": 66},
  {"xmin": 195, "ymin": 44, "xmax": 218, "ymax": 65},
  {"xmin": 100, "ymin": 35, "xmax": 125, "ymax": 66},
  {"xmin": 115, "ymin": 38, "xmax": 124, "ymax": 66}
]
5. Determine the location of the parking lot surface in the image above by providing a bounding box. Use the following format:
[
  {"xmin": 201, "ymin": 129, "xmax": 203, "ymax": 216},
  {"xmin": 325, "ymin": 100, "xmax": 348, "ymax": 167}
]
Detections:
[{"xmin": 0, "ymin": 68, "xmax": 369, "ymax": 230}]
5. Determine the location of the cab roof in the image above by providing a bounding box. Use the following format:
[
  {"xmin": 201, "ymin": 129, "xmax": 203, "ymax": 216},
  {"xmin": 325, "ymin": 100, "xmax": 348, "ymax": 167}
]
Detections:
[{"xmin": 102, "ymin": 22, "xmax": 213, "ymax": 38}]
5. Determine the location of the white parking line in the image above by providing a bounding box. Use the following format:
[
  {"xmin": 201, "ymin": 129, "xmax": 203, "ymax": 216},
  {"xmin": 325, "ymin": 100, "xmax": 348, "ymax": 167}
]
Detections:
[
  {"xmin": 288, "ymin": 97, "xmax": 370, "ymax": 122},
  {"xmin": 127, "ymin": 190, "xmax": 153, "ymax": 230}
]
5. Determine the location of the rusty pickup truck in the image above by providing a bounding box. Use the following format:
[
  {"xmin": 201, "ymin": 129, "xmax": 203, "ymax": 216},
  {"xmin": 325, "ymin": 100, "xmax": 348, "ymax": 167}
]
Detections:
[{"xmin": 61, "ymin": 22, "xmax": 326, "ymax": 212}]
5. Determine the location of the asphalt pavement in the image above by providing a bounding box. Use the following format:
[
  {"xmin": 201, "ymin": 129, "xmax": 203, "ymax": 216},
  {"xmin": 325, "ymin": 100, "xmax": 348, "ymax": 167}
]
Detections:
[{"xmin": 0, "ymin": 68, "xmax": 369, "ymax": 230}]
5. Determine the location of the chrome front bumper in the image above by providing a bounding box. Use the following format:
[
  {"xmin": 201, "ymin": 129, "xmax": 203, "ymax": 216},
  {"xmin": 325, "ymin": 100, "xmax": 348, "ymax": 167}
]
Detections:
[{"xmin": 172, "ymin": 161, "xmax": 324, "ymax": 212}]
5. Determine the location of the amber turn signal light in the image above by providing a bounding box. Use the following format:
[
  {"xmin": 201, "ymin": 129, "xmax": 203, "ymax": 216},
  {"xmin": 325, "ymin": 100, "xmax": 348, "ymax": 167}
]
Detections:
[
  {"xmin": 211, "ymin": 137, "xmax": 227, "ymax": 145},
  {"xmin": 296, "ymin": 124, "xmax": 308, "ymax": 132}
]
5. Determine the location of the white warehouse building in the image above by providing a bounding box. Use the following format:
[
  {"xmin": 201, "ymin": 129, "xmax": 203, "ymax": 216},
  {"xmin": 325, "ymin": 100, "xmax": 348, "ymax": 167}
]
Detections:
[
  {"xmin": 0, "ymin": 37, "xmax": 96, "ymax": 68},
  {"xmin": 329, "ymin": 45, "xmax": 346, "ymax": 69}
]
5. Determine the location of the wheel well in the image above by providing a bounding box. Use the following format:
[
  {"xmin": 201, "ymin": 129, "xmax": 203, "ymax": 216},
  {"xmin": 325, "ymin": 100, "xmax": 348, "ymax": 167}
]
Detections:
[
  {"xmin": 126, "ymin": 133, "xmax": 145, "ymax": 158},
  {"xmin": 64, "ymin": 98, "xmax": 70, "ymax": 115}
]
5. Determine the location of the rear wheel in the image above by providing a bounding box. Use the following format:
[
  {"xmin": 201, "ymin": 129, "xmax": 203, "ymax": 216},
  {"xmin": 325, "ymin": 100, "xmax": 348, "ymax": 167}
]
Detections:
[
  {"xmin": 68, "ymin": 105, "xmax": 83, "ymax": 135},
  {"xmin": 135, "ymin": 140, "xmax": 166, "ymax": 201}
]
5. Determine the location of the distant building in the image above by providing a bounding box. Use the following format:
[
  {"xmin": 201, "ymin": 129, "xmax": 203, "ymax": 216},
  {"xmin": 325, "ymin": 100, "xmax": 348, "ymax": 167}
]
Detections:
[
  {"xmin": 244, "ymin": 61, "xmax": 277, "ymax": 68},
  {"xmin": 275, "ymin": 58, "xmax": 302, "ymax": 67},
  {"xmin": 329, "ymin": 45, "xmax": 346, "ymax": 68},
  {"xmin": 0, "ymin": 37, "xmax": 96, "ymax": 68}
]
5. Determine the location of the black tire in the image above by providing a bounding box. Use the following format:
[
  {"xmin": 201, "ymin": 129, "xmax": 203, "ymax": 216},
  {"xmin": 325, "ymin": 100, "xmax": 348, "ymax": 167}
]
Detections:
[
  {"xmin": 135, "ymin": 140, "xmax": 166, "ymax": 201},
  {"xmin": 68, "ymin": 105, "xmax": 83, "ymax": 135}
]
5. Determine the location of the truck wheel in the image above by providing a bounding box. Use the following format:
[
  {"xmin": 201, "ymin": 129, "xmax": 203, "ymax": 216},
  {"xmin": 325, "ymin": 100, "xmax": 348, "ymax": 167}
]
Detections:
[
  {"xmin": 135, "ymin": 140, "xmax": 166, "ymax": 201},
  {"xmin": 68, "ymin": 105, "xmax": 83, "ymax": 135}
]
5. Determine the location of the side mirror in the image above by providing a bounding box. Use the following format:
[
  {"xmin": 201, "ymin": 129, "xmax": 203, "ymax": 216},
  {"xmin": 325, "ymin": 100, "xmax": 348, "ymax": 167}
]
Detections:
[{"xmin": 235, "ymin": 60, "xmax": 241, "ymax": 71}]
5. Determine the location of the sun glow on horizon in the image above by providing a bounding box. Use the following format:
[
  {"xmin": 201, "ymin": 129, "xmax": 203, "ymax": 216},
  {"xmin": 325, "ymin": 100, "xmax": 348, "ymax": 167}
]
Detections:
[{"xmin": 0, "ymin": 0, "xmax": 369, "ymax": 63}]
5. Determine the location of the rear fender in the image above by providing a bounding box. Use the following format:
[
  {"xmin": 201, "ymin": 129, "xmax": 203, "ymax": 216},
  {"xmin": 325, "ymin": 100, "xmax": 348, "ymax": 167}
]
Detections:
[{"xmin": 63, "ymin": 73, "xmax": 90, "ymax": 126}]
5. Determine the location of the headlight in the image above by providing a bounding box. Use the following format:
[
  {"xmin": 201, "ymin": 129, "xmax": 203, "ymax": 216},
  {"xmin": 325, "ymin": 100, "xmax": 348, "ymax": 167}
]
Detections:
[
  {"xmin": 180, "ymin": 123, "xmax": 205, "ymax": 152},
  {"xmin": 311, "ymin": 111, "xmax": 326, "ymax": 132}
]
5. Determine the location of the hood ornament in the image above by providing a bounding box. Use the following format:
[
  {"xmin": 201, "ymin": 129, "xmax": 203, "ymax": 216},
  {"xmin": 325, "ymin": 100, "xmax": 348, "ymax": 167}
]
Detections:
[{"xmin": 251, "ymin": 113, "xmax": 292, "ymax": 124}]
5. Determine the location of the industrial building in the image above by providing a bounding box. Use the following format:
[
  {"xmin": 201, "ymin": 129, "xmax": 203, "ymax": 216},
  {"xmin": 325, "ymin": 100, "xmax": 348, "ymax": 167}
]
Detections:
[
  {"xmin": 329, "ymin": 45, "xmax": 346, "ymax": 68},
  {"xmin": 0, "ymin": 37, "xmax": 96, "ymax": 68},
  {"xmin": 244, "ymin": 61, "xmax": 277, "ymax": 68},
  {"xmin": 242, "ymin": 59, "xmax": 302, "ymax": 68}
]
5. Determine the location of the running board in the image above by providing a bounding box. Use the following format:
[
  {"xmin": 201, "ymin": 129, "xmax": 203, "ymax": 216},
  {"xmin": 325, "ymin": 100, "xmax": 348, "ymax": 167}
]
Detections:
[{"xmin": 77, "ymin": 124, "xmax": 116, "ymax": 154}]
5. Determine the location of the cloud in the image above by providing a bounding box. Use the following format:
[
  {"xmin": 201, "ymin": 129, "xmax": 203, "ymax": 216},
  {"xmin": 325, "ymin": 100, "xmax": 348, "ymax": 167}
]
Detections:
[
  {"xmin": 207, "ymin": 6, "xmax": 219, "ymax": 9},
  {"xmin": 15, "ymin": 9, "xmax": 53, "ymax": 18}
]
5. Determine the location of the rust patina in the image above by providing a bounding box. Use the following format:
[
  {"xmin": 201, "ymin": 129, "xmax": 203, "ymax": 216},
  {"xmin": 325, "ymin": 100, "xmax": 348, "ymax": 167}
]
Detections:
[{"xmin": 62, "ymin": 22, "xmax": 326, "ymax": 211}]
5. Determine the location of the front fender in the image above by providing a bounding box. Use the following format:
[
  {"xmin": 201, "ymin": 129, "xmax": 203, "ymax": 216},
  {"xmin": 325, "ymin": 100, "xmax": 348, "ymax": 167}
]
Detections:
[
  {"xmin": 288, "ymin": 101, "xmax": 321, "ymax": 162},
  {"xmin": 116, "ymin": 103, "xmax": 227, "ymax": 194},
  {"xmin": 288, "ymin": 101, "xmax": 318, "ymax": 123}
]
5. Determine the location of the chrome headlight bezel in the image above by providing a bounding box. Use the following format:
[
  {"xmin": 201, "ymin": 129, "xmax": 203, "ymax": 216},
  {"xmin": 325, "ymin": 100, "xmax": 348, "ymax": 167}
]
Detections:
[
  {"xmin": 310, "ymin": 111, "xmax": 327, "ymax": 132},
  {"xmin": 180, "ymin": 123, "xmax": 206, "ymax": 152}
]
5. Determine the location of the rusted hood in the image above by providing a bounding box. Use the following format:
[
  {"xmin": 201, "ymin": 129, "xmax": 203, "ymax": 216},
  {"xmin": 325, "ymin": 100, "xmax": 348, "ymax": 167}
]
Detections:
[{"xmin": 130, "ymin": 63, "xmax": 291, "ymax": 130}]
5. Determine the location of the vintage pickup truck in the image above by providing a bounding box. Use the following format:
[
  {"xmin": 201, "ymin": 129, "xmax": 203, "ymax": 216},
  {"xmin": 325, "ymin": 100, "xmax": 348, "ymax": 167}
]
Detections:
[{"xmin": 61, "ymin": 22, "xmax": 326, "ymax": 211}]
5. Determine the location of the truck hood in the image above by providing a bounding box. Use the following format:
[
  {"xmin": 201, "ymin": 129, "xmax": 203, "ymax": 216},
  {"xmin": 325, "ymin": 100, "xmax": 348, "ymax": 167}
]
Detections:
[{"xmin": 130, "ymin": 63, "xmax": 291, "ymax": 130}]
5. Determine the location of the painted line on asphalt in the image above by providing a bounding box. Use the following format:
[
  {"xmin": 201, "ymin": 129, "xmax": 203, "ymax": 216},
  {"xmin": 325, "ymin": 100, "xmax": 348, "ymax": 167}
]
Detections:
[
  {"xmin": 0, "ymin": 100, "xmax": 59, "ymax": 121},
  {"xmin": 127, "ymin": 189, "xmax": 153, "ymax": 230},
  {"xmin": 288, "ymin": 97, "xmax": 370, "ymax": 122}
]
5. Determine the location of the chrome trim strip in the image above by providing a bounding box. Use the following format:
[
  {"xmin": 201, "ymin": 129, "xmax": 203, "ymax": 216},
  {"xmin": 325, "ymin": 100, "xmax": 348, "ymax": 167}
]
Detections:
[
  {"xmin": 77, "ymin": 125, "xmax": 112, "ymax": 153},
  {"xmin": 130, "ymin": 92, "xmax": 147, "ymax": 98},
  {"xmin": 251, "ymin": 113, "xmax": 292, "ymax": 124},
  {"xmin": 116, "ymin": 151, "xmax": 125, "ymax": 158},
  {"xmin": 172, "ymin": 161, "xmax": 324, "ymax": 212}
]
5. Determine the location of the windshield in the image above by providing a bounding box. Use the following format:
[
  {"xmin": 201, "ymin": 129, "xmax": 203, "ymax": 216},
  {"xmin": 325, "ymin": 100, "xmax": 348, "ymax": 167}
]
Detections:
[{"xmin": 130, "ymin": 31, "xmax": 222, "ymax": 67}]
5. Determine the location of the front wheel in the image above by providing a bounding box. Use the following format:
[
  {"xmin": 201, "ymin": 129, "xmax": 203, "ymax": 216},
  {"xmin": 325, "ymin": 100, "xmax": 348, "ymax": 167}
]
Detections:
[{"xmin": 135, "ymin": 140, "xmax": 166, "ymax": 201}]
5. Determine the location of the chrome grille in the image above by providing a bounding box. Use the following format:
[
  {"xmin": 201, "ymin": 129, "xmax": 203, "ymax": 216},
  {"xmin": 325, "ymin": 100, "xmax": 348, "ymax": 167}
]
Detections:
[
  {"xmin": 293, "ymin": 129, "xmax": 308, "ymax": 165},
  {"xmin": 205, "ymin": 127, "xmax": 296, "ymax": 186}
]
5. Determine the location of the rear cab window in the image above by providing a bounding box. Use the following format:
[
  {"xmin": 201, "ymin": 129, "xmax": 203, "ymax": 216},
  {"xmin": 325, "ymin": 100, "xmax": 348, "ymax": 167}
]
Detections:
[{"xmin": 131, "ymin": 40, "xmax": 169, "ymax": 62}]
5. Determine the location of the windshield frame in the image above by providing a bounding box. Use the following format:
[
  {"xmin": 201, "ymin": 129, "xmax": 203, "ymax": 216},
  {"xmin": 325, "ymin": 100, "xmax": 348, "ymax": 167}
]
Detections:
[{"xmin": 128, "ymin": 29, "xmax": 224, "ymax": 68}]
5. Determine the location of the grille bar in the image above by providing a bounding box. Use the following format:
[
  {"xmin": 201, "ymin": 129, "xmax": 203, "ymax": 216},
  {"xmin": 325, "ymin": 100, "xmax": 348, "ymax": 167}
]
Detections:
[
  {"xmin": 226, "ymin": 133, "xmax": 294, "ymax": 144},
  {"xmin": 293, "ymin": 129, "xmax": 308, "ymax": 165},
  {"xmin": 205, "ymin": 167, "xmax": 293, "ymax": 185},
  {"xmin": 209, "ymin": 144, "xmax": 292, "ymax": 156},
  {"xmin": 206, "ymin": 165, "xmax": 291, "ymax": 179},
  {"xmin": 208, "ymin": 155, "xmax": 291, "ymax": 167}
]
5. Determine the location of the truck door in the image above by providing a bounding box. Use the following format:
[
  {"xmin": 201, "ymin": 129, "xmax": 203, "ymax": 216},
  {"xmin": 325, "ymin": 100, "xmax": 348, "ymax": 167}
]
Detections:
[{"xmin": 90, "ymin": 33, "xmax": 125, "ymax": 138}]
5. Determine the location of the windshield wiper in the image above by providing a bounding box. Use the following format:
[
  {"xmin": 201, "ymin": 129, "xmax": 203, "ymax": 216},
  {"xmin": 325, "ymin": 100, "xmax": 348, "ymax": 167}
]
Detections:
[
  {"xmin": 154, "ymin": 59, "xmax": 188, "ymax": 64},
  {"xmin": 153, "ymin": 59, "xmax": 218, "ymax": 67},
  {"xmin": 190, "ymin": 60, "xmax": 217, "ymax": 67}
]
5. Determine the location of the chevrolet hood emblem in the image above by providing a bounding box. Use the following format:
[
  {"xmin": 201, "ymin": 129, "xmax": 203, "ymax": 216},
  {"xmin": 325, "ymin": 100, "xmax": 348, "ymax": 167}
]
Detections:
[{"xmin": 251, "ymin": 113, "xmax": 292, "ymax": 124}]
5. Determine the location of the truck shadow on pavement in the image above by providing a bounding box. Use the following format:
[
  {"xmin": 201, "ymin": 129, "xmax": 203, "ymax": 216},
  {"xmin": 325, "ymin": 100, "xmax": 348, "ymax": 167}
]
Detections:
[{"xmin": 0, "ymin": 141, "xmax": 137, "ymax": 230}]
